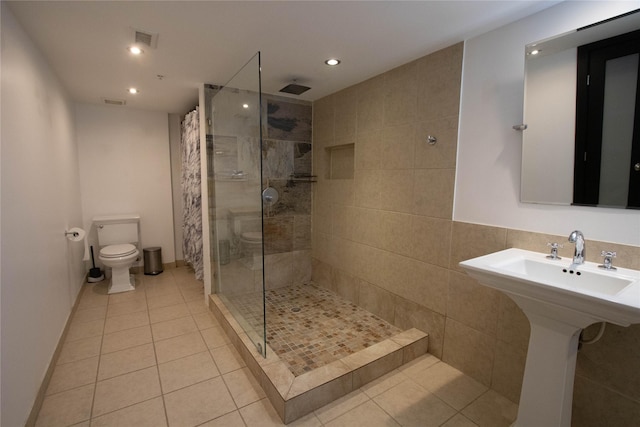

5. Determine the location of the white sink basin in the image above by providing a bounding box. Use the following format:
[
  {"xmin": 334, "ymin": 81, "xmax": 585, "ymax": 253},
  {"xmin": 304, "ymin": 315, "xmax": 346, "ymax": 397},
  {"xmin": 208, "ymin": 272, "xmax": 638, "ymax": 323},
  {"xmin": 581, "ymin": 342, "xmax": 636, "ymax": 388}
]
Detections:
[
  {"xmin": 496, "ymin": 256, "xmax": 633, "ymax": 295},
  {"xmin": 460, "ymin": 248, "xmax": 640, "ymax": 326},
  {"xmin": 460, "ymin": 248, "xmax": 640, "ymax": 427}
]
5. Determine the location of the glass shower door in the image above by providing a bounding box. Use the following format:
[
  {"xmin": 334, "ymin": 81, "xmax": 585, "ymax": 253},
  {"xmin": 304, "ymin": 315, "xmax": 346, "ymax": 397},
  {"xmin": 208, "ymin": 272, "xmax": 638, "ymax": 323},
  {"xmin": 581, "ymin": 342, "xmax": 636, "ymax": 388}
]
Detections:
[{"xmin": 208, "ymin": 53, "xmax": 266, "ymax": 356}]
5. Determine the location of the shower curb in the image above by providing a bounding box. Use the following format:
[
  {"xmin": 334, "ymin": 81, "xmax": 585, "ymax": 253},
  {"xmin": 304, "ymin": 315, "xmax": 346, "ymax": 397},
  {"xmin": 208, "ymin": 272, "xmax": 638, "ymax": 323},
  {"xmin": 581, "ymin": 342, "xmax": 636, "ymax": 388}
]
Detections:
[{"xmin": 209, "ymin": 293, "xmax": 429, "ymax": 423}]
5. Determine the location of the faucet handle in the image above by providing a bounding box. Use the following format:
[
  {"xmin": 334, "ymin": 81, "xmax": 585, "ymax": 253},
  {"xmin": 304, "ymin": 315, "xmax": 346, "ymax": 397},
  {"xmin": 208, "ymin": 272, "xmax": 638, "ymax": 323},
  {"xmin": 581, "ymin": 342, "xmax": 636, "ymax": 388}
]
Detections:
[
  {"xmin": 546, "ymin": 242, "xmax": 563, "ymax": 260},
  {"xmin": 599, "ymin": 251, "xmax": 617, "ymax": 270}
]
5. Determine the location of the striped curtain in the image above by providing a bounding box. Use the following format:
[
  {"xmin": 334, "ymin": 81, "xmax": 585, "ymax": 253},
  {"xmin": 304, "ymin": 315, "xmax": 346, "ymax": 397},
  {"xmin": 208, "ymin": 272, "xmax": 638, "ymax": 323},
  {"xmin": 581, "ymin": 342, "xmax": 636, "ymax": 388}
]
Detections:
[{"xmin": 181, "ymin": 107, "xmax": 203, "ymax": 280}]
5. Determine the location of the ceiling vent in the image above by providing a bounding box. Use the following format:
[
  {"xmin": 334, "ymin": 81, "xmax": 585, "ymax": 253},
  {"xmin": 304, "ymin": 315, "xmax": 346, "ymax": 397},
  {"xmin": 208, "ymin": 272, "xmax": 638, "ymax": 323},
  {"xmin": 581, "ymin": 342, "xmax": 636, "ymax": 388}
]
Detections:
[
  {"xmin": 102, "ymin": 98, "xmax": 126, "ymax": 106},
  {"xmin": 131, "ymin": 28, "xmax": 159, "ymax": 49}
]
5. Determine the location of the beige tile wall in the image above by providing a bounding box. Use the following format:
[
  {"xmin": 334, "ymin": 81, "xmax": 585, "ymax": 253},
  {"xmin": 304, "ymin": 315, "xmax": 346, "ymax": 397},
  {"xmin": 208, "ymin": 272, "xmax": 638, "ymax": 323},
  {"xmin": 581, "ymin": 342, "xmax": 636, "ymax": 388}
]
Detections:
[
  {"xmin": 311, "ymin": 42, "xmax": 640, "ymax": 426},
  {"xmin": 312, "ymin": 42, "xmax": 463, "ymax": 356}
]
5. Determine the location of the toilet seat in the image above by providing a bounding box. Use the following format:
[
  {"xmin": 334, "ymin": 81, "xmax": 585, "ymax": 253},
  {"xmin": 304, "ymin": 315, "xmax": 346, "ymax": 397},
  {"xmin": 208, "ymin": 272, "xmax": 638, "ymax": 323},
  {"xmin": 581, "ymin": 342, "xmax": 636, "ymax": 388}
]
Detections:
[
  {"xmin": 100, "ymin": 243, "xmax": 137, "ymax": 258},
  {"xmin": 241, "ymin": 231, "xmax": 262, "ymax": 242}
]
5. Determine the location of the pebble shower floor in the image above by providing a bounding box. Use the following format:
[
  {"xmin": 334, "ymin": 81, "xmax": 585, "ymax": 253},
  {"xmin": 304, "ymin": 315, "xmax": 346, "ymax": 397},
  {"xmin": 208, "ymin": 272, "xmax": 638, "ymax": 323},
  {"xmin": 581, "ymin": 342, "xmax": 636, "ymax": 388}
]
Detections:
[{"xmin": 225, "ymin": 283, "xmax": 402, "ymax": 376}]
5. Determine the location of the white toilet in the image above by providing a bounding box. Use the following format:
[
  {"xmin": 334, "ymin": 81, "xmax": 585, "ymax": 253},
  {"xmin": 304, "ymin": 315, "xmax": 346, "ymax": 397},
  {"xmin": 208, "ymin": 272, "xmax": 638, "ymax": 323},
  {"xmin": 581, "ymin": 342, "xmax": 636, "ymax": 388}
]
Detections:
[
  {"xmin": 93, "ymin": 214, "xmax": 141, "ymax": 294},
  {"xmin": 228, "ymin": 208, "xmax": 263, "ymax": 269}
]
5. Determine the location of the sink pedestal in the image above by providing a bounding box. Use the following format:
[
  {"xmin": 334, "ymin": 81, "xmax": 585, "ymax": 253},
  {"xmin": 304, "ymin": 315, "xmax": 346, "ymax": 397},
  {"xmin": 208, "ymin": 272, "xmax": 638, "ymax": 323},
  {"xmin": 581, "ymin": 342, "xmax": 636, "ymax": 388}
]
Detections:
[
  {"xmin": 510, "ymin": 295, "xmax": 597, "ymax": 427},
  {"xmin": 460, "ymin": 248, "xmax": 640, "ymax": 427}
]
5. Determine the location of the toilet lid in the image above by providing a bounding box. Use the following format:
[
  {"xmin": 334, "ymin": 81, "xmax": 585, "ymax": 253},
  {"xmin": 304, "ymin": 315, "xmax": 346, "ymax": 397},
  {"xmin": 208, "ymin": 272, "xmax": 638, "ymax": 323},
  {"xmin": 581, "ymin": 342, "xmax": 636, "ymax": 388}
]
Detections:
[
  {"xmin": 100, "ymin": 244, "xmax": 137, "ymax": 258},
  {"xmin": 241, "ymin": 231, "xmax": 262, "ymax": 242}
]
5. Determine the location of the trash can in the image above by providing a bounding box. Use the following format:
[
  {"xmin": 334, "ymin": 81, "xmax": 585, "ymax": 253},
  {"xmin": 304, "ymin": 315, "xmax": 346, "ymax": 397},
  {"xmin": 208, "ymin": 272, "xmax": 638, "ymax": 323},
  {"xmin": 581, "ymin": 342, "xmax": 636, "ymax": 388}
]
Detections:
[
  {"xmin": 143, "ymin": 247, "xmax": 163, "ymax": 275},
  {"xmin": 219, "ymin": 239, "xmax": 230, "ymax": 265}
]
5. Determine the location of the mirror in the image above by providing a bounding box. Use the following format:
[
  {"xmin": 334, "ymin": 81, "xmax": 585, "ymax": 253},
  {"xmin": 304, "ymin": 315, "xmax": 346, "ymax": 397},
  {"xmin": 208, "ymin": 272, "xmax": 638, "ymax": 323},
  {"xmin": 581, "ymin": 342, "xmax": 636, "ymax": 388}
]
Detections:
[{"xmin": 521, "ymin": 9, "xmax": 640, "ymax": 208}]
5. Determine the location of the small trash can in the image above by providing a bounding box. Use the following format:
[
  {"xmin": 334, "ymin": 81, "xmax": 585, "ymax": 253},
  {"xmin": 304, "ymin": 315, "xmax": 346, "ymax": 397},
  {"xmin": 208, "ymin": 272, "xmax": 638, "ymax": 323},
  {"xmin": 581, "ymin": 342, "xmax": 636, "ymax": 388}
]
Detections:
[
  {"xmin": 219, "ymin": 239, "xmax": 230, "ymax": 265},
  {"xmin": 143, "ymin": 247, "xmax": 163, "ymax": 275}
]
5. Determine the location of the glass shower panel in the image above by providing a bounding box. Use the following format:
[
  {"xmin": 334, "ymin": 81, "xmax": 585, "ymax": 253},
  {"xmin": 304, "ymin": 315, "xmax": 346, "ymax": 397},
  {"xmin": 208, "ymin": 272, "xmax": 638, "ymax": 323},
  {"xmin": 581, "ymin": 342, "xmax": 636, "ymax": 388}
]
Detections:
[{"xmin": 209, "ymin": 53, "xmax": 266, "ymax": 356}]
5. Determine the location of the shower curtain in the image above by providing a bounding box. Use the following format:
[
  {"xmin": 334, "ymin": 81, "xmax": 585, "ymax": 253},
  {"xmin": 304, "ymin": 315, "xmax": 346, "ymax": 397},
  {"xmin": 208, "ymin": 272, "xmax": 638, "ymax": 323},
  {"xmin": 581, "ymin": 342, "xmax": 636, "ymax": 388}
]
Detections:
[{"xmin": 181, "ymin": 107, "xmax": 204, "ymax": 280}]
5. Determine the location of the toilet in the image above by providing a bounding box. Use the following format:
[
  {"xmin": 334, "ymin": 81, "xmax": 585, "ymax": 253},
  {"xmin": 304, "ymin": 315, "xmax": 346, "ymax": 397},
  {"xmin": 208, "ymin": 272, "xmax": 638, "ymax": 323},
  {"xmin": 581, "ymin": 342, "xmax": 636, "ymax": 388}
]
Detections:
[
  {"xmin": 228, "ymin": 208, "xmax": 263, "ymax": 269},
  {"xmin": 93, "ymin": 214, "xmax": 141, "ymax": 294}
]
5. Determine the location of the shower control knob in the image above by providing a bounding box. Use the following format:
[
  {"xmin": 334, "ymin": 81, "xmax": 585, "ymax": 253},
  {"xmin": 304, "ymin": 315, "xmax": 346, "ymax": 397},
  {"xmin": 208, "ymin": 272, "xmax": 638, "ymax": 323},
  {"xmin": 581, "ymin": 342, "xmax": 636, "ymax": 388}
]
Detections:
[
  {"xmin": 262, "ymin": 187, "xmax": 279, "ymax": 205},
  {"xmin": 634, "ymin": 162, "xmax": 640, "ymax": 172}
]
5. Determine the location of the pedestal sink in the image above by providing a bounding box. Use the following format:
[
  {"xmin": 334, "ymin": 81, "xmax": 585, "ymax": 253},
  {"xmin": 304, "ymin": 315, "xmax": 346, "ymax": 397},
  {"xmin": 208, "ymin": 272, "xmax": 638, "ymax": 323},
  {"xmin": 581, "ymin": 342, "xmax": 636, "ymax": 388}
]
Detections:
[{"xmin": 460, "ymin": 248, "xmax": 640, "ymax": 427}]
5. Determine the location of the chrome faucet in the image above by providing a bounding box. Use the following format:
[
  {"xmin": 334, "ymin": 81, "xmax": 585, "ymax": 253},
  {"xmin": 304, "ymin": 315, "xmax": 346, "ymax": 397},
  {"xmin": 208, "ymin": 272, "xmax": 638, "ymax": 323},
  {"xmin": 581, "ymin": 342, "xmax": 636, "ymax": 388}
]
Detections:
[{"xmin": 568, "ymin": 230, "xmax": 585, "ymax": 268}]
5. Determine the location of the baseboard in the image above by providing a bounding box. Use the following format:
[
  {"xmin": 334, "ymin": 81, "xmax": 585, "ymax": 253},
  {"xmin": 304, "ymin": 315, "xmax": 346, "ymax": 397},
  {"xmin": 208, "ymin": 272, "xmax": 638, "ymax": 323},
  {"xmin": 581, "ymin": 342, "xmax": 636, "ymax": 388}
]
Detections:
[
  {"xmin": 25, "ymin": 277, "xmax": 89, "ymax": 427},
  {"xmin": 163, "ymin": 261, "xmax": 177, "ymax": 270},
  {"xmin": 131, "ymin": 261, "xmax": 178, "ymax": 274}
]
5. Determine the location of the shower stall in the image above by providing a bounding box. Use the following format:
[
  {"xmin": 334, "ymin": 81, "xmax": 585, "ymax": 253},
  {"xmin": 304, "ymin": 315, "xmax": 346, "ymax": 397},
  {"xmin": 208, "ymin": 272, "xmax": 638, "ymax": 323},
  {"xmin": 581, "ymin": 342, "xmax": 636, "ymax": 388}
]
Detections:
[
  {"xmin": 205, "ymin": 53, "xmax": 267, "ymax": 355},
  {"xmin": 203, "ymin": 52, "xmax": 427, "ymax": 423},
  {"xmin": 205, "ymin": 52, "xmax": 315, "ymax": 357}
]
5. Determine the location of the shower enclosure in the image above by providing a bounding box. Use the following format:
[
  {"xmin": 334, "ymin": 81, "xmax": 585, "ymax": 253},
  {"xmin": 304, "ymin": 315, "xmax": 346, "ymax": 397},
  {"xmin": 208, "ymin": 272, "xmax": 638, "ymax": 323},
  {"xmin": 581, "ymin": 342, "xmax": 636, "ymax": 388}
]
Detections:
[
  {"xmin": 203, "ymin": 53, "xmax": 429, "ymax": 423},
  {"xmin": 206, "ymin": 53, "xmax": 267, "ymax": 356},
  {"xmin": 206, "ymin": 51, "xmax": 315, "ymax": 359}
]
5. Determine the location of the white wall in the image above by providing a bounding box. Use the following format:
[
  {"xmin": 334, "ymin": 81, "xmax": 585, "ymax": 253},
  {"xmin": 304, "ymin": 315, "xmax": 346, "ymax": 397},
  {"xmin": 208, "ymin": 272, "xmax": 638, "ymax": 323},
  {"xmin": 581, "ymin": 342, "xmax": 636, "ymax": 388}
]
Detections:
[
  {"xmin": 76, "ymin": 104, "xmax": 176, "ymax": 265},
  {"xmin": 169, "ymin": 113, "xmax": 184, "ymax": 261},
  {"xmin": 456, "ymin": 0, "xmax": 640, "ymax": 245},
  {"xmin": 1, "ymin": 4, "xmax": 86, "ymax": 425}
]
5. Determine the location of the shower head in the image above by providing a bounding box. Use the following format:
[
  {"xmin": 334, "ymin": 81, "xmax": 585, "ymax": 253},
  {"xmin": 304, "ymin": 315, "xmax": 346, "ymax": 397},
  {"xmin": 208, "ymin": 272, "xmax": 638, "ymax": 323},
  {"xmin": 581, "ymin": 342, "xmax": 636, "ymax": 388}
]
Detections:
[{"xmin": 279, "ymin": 83, "xmax": 311, "ymax": 95}]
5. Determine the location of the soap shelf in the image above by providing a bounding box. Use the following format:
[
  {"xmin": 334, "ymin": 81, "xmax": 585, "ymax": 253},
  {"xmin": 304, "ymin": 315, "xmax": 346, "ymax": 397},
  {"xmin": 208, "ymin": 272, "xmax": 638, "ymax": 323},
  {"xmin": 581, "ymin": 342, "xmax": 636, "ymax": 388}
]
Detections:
[
  {"xmin": 287, "ymin": 173, "xmax": 317, "ymax": 184},
  {"xmin": 215, "ymin": 171, "xmax": 252, "ymax": 182}
]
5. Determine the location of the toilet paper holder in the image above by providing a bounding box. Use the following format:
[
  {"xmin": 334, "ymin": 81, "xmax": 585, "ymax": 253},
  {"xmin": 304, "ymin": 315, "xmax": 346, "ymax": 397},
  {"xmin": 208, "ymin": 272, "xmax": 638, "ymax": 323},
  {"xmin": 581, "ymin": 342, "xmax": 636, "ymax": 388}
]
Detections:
[{"xmin": 64, "ymin": 227, "xmax": 86, "ymax": 242}]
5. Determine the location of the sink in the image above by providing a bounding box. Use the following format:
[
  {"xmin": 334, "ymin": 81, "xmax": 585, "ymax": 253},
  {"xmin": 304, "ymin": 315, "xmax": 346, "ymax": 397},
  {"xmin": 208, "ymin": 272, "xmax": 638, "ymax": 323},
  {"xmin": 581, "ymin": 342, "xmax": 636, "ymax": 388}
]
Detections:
[
  {"xmin": 461, "ymin": 248, "xmax": 640, "ymax": 326},
  {"xmin": 460, "ymin": 248, "xmax": 640, "ymax": 427},
  {"xmin": 494, "ymin": 257, "xmax": 632, "ymax": 295}
]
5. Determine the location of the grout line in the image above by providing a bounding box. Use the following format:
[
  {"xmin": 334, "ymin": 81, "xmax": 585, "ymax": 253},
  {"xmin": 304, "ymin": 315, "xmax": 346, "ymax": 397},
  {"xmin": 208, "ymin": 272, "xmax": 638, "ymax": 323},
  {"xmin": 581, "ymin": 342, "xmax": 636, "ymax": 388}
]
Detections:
[
  {"xmin": 219, "ymin": 364, "xmax": 243, "ymax": 414},
  {"xmin": 143, "ymin": 274, "xmax": 172, "ymax": 427},
  {"xmin": 88, "ymin": 281, "xmax": 112, "ymax": 424},
  {"xmin": 89, "ymin": 395, "xmax": 164, "ymax": 424}
]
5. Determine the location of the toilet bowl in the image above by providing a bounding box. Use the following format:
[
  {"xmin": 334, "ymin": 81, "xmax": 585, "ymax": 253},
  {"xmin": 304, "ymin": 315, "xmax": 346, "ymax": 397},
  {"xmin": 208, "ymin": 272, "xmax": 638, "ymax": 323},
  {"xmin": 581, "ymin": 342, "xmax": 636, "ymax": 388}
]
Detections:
[
  {"xmin": 239, "ymin": 231, "xmax": 263, "ymax": 269},
  {"xmin": 99, "ymin": 243, "xmax": 139, "ymax": 294},
  {"xmin": 93, "ymin": 214, "xmax": 141, "ymax": 295},
  {"xmin": 239, "ymin": 231, "xmax": 262, "ymax": 245},
  {"xmin": 228, "ymin": 209, "xmax": 263, "ymax": 270}
]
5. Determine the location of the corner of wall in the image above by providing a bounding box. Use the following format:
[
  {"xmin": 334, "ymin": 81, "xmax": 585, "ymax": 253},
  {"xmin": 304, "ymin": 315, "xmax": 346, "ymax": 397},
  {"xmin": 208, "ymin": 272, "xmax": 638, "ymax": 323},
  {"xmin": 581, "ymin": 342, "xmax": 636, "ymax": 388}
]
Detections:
[{"xmin": 198, "ymin": 86, "xmax": 212, "ymax": 297}]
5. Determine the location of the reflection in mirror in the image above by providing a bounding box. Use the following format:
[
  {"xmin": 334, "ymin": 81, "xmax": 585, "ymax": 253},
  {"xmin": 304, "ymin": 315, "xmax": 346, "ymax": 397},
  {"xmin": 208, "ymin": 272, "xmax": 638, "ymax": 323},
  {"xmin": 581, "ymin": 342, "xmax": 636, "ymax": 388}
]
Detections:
[
  {"xmin": 574, "ymin": 29, "xmax": 640, "ymax": 208},
  {"xmin": 521, "ymin": 9, "xmax": 640, "ymax": 208}
]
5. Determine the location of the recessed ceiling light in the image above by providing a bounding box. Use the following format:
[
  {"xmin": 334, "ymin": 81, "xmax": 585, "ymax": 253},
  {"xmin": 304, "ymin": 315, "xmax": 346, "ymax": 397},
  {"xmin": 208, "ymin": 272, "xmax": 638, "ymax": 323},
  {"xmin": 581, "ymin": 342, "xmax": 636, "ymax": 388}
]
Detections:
[
  {"xmin": 325, "ymin": 58, "xmax": 341, "ymax": 66},
  {"xmin": 242, "ymin": 103, "xmax": 249, "ymax": 109},
  {"xmin": 529, "ymin": 49, "xmax": 540, "ymax": 55},
  {"xmin": 128, "ymin": 88, "xmax": 139, "ymax": 94},
  {"xmin": 128, "ymin": 46, "xmax": 143, "ymax": 55}
]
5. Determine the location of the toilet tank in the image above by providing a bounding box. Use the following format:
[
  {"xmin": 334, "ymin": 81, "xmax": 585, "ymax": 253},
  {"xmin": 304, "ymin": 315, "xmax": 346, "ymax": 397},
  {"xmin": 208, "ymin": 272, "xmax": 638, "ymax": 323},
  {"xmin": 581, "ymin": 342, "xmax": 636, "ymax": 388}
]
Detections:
[
  {"xmin": 94, "ymin": 214, "xmax": 140, "ymax": 246},
  {"xmin": 228, "ymin": 208, "xmax": 261, "ymax": 235}
]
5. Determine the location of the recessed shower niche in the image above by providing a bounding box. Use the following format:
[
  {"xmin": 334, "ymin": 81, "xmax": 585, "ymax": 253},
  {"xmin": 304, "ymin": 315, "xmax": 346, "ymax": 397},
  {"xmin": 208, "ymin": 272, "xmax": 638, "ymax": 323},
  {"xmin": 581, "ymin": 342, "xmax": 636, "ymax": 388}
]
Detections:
[{"xmin": 325, "ymin": 143, "xmax": 355, "ymax": 179}]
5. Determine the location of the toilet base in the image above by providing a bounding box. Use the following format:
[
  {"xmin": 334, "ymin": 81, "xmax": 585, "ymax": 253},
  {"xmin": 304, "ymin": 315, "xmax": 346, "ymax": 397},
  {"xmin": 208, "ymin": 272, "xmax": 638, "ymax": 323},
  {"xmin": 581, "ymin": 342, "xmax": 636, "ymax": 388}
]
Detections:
[
  {"xmin": 240, "ymin": 254, "xmax": 263, "ymax": 271},
  {"xmin": 108, "ymin": 271, "xmax": 135, "ymax": 294}
]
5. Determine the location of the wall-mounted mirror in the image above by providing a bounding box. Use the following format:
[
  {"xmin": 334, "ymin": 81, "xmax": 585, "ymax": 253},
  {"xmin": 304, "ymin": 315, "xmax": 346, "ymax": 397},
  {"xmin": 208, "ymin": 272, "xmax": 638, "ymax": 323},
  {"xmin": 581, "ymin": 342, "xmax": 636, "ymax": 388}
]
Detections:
[{"xmin": 521, "ymin": 9, "xmax": 640, "ymax": 209}]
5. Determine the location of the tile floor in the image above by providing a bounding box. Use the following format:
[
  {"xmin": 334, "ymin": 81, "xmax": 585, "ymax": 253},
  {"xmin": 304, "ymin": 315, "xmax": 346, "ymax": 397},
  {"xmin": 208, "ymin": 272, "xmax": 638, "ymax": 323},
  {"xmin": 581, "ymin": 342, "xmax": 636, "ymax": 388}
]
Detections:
[
  {"xmin": 35, "ymin": 267, "xmax": 518, "ymax": 427},
  {"xmin": 225, "ymin": 284, "xmax": 402, "ymax": 376}
]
